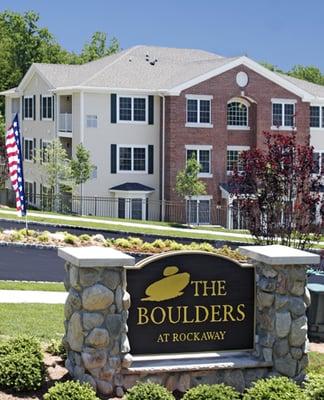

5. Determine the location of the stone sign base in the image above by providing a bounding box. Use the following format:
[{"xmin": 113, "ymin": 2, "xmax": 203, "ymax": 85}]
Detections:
[{"xmin": 58, "ymin": 245, "xmax": 319, "ymax": 398}]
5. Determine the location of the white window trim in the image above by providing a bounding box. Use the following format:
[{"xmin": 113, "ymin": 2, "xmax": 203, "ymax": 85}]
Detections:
[
  {"xmin": 86, "ymin": 114, "xmax": 98, "ymax": 128},
  {"xmin": 312, "ymin": 150, "xmax": 324, "ymax": 176},
  {"xmin": 271, "ymin": 99, "xmax": 296, "ymax": 130},
  {"xmin": 42, "ymin": 95, "xmax": 53, "ymax": 121},
  {"xmin": 226, "ymin": 145, "xmax": 250, "ymax": 176},
  {"xmin": 185, "ymin": 95, "xmax": 213, "ymax": 128},
  {"xmin": 310, "ymin": 105, "xmax": 324, "ymax": 131},
  {"xmin": 112, "ymin": 193, "xmax": 149, "ymax": 220},
  {"xmin": 227, "ymin": 98, "xmax": 250, "ymax": 130},
  {"xmin": 24, "ymin": 137, "xmax": 33, "ymax": 162},
  {"xmin": 23, "ymin": 95, "xmax": 34, "ymax": 120},
  {"xmin": 185, "ymin": 145, "xmax": 213, "ymax": 178},
  {"xmin": 117, "ymin": 144, "xmax": 148, "ymax": 173},
  {"xmin": 117, "ymin": 95, "xmax": 148, "ymax": 124}
]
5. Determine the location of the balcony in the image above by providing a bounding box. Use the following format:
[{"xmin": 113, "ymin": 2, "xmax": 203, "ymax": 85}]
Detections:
[{"xmin": 58, "ymin": 113, "xmax": 72, "ymax": 137}]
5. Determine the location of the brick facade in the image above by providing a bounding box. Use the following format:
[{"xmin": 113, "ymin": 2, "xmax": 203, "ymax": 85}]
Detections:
[{"xmin": 164, "ymin": 65, "xmax": 310, "ymax": 208}]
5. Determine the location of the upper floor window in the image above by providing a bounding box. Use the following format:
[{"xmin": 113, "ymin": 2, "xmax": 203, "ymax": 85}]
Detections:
[
  {"xmin": 24, "ymin": 138, "xmax": 34, "ymax": 161},
  {"xmin": 185, "ymin": 95, "xmax": 212, "ymax": 127},
  {"xmin": 86, "ymin": 115, "xmax": 98, "ymax": 128},
  {"xmin": 227, "ymin": 146, "xmax": 250, "ymax": 174},
  {"xmin": 118, "ymin": 145, "xmax": 147, "ymax": 172},
  {"xmin": 227, "ymin": 100, "xmax": 249, "ymax": 129},
  {"xmin": 313, "ymin": 152, "xmax": 324, "ymax": 174},
  {"xmin": 310, "ymin": 106, "xmax": 324, "ymax": 128},
  {"xmin": 271, "ymin": 99, "xmax": 296, "ymax": 129},
  {"xmin": 42, "ymin": 95, "xmax": 52, "ymax": 119},
  {"xmin": 23, "ymin": 96, "xmax": 34, "ymax": 120},
  {"xmin": 186, "ymin": 145, "xmax": 212, "ymax": 177},
  {"xmin": 118, "ymin": 96, "xmax": 147, "ymax": 122}
]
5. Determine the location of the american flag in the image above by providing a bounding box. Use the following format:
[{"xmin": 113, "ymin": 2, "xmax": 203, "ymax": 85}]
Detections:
[{"xmin": 5, "ymin": 114, "xmax": 27, "ymax": 216}]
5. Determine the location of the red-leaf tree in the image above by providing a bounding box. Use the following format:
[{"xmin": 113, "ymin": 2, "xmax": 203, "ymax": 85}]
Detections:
[{"xmin": 232, "ymin": 131, "xmax": 322, "ymax": 249}]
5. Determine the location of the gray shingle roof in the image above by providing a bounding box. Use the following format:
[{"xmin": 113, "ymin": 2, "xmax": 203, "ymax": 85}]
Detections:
[{"xmin": 275, "ymin": 73, "xmax": 324, "ymax": 98}]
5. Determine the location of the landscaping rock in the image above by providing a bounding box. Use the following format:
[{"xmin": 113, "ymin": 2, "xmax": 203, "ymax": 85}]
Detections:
[
  {"xmin": 274, "ymin": 354, "xmax": 297, "ymax": 377},
  {"xmin": 289, "ymin": 297, "xmax": 306, "ymax": 318},
  {"xmin": 82, "ymin": 284, "xmax": 114, "ymax": 311},
  {"xmin": 82, "ymin": 349, "xmax": 107, "ymax": 370},
  {"xmin": 64, "ymin": 289, "xmax": 81, "ymax": 319},
  {"xmin": 106, "ymin": 314, "xmax": 122, "ymax": 337},
  {"xmin": 273, "ymin": 338, "xmax": 289, "ymax": 357},
  {"xmin": 79, "ymin": 268, "xmax": 100, "ymax": 287},
  {"xmin": 257, "ymin": 291, "xmax": 274, "ymax": 309},
  {"xmin": 83, "ymin": 312, "xmax": 104, "ymax": 331},
  {"xmin": 67, "ymin": 312, "xmax": 83, "ymax": 352},
  {"xmin": 103, "ymin": 269, "xmax": 121, "ymax": 290},
  {"xmin": 85, "ymin": 328, "xmax": 110, "ymax": 347},
  {"xmin": 275, "ymin": 312, "xmax": 291, "ymax": 338},
  {"xmin": 289, "ymin": 316, "xmax": 307, "ymax": 347}
]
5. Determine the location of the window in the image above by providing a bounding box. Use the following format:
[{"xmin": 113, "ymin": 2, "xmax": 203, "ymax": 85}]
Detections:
[
  {"xmin": 117, "ymin": 198, "xmax": 144, "ymax": 220},
  {"xmin": 42, "ymin": 96, "xmax": 52, "ymax": 119},
  {"xmin": 312, "ymin": 152, "xmax": 324, "ymax": 175},
  {"xmin": 24, "ymin": 138, "xmax": 34, "ymax": 161},
  {"xmin": 42, "ymin": 141, "xmax": 51, "ymax": 163},
  {"xmin": 186, "ymin": 146, "xmax": 212, "ymax": 176},
  {"xmin": 118, "ymin": 146, "xmax": 147, "ymax": 172},
  {"xmin": 186, "ymin": 197, "xmax": 211, "ymax": 224},
  {"xmin": 86, "ymin": 115, "xmax": 98, "ymax": 128},
  {"xmin": 131, "ymin": 198, "xmax": 143, "ymax": 219},
  {"xmin": 23, "ymin": 96, "xmax": 34, "ymax": 119},
  {"xmin": 25, "ymin": 181, "xmax": 35, "ymax": 205},
  {"xmin": 227, "ymin": 101, "xmax": 248, "ymax": 128},
  {"xmin": 227, "ymin": 146, "xmax": 250, "ymax": 174},
  {"xmin": 118, "ymin": 96, "xmax": 147, "ymax": 122},
  {"xmin": 271, "ymin": 100, "xmax": 296, "ymax": 128},
  {"xmin": 186, "ymin": 95, "xmax": 212, "ymax": 126},
  {"xmin": 310, "ymin": 106, "xmax": 324, "ymax": 128}
]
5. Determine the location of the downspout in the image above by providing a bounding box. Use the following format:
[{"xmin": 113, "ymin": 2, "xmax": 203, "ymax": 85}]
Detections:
[{"xmin": 160, "ymin": 94, "xmax": 165, "ymax": 221}]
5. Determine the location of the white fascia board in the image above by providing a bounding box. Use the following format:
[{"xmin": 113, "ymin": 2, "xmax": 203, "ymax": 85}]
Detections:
[
  {"xmin": 52, "ymin": 86, "xmax": 160, "ymax": 95},
  {"xmin": 0, "ymin": 88, "xmax": 21, "ymax": 97},
  {"xmin": 17, "ymin": 64, "xmax": 54, "ymax": 92},
  {"xmin": 166, "ymin": 56, "xmax": 315, "ymax": 102}
]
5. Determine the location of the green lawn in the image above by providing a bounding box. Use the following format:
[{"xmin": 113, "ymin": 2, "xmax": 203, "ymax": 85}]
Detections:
[
  {"xmin": 0, "ymin": 303, "xmax": 64, "ymax": 341},
  {"xmin": 308, "ymin": 351, "xmax": 324, "ymax": 374},
  {"xmin": 0, "ymin": 280, "xmax": 65, "ymax": 292},
  {"xmin": 0, "ymin": 209, "xmax": 252, "ymax": 242}
]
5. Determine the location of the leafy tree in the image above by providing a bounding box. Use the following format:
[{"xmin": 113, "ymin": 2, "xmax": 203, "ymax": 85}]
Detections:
[
  {"xmin": 288, "ymin": 65, "xmax": 324, "ymax": 85},
  {"xmin": 232, "ymin": 131, "xmax": 322, "ymax": 249},
  {"xmin": 259, "ymin": 62, "xmax": 284, "ymax": 73},
  {"xmin": 71, "ymin": 144, "xmax": 93, "ymax": 214},
  {"xmin": 0, "ymin": 113, "xmax": 7, "ymax": 188},
  {"xmin": 175, "ymin": 156, "xmax": 206, "ymax": 224},
  {"xmin": 80, "ymin": 31, "xmax": 119, "ymax": 62}
]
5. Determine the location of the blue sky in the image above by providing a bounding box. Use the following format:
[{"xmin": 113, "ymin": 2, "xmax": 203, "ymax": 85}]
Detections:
[{"xmin": 1, "ymin": 0, "xmax": 324, "ymax": 71}]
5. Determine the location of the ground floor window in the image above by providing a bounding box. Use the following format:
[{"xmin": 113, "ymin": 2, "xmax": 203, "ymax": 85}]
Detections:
[
  {"xmin": 24, "ymin": 181, "xmax": 36, "ymax": 205},
  {"xmin": 186, "ymin": 198, "xmax": 210, "ymax": 224}
]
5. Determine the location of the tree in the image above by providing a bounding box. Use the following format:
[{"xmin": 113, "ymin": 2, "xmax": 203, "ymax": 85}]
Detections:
[
  {"xmin": 232, "ymin": 131, "xmax": 322, "ymax": 249},
  {"xmin": 175, "ymin": 156, "xmax": 206, "ymax": 225},
  {"xmin": 288, "ymin": 65, "xmax": 324, "ymax": 85},
  {"xmin": 71, "ymin": 144, "xmax": 93, "ymax": 214},
  {"xmin": 80, "ymin": 31, "xmax": 120, "ymax": 63},
  {"xmin": 39, "ymin": 138, "xmax": 72, "ymax": 196},
  {"xmin": 0, "ymin": 113, "xmax": 7, "ymax": 188}
]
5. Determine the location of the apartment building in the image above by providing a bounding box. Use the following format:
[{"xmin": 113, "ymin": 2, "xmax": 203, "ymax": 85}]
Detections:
[{"xmin": 2, "ymin": 45, "xmax": 324, "ymax": 227}]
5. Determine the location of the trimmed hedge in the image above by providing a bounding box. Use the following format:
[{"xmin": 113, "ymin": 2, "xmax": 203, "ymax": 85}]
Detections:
[
  {"xmin": 0, "ymin": 336, "xmax": 44, "ymax": 391},
  {"xmin": 243, "ymin": 377, "xmax": 306, "ymax": 400},
  {"xmin": 182, "ymin": 384, "xmax": 240, "ymax": 400},
  {"xmin": 44, "ymin": 381, "xmax": 100, "ymax": 400},
  {"xmin": 124, "ymin": 382, "xmax": 175, "ymax": 400}
]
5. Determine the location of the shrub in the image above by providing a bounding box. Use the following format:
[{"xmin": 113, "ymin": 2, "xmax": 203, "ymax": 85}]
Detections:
[
  {"xmin": 141, "ymin": 242, "xmax": 155, "ymax": 252},
  {"xmin": 198, "ymin": 242, "xmax": 215, "ymax": 252},
  {"xmin": 64, "ymin": 233, "xmax": 78, "ymax": 245},
  {"xmin": 183, "ymin": 384, "xmax": 240, "ymax": 400},
  {"xmin": 215, "ymin": 246, "xmax": 247, "ymax": 263},
  {"xmin": 37, "ymin": 231, "xmax": 50, "ymax": 242},
  {"xmin": 169, "ymin": 241, "xmax": 184, "ymax": 251},
  {"xmin": 0, "ymin": 336, "xmax": 44, "ymax": 391},
  {"xmin": 44, "ymin": 381, "xmax": 99, "ymax": 400},
  {"xmin": 128, "ymin": 237, "xmax": 144, "ymax": 246},
  {"xmin": 9, "ymin": 231, "xmax": 24, "ymax": 241},
  {"xmin": 46, "ymin": 338, "xmax": 66, "ymax": 358},
  {"xmin": 243, "ymin": 377, "xmax": 305, "ymax": 400},
  {"xmin": 79, "ymin": 234, "xmax": 91, "ymax": 242},
  {"xmin": 152, "ymin": 239, "xmax": 167, "ymax": 249},
  {"xmin": 114, "ymin": 238, "xmax": 132, "ymax": 249},
  {"xmin": 304, "ymin": 373, "xmax": 324, "ymax": 400},
  {"xmin": 125, "ymin": 382, "xmax": 175, "ymax": 400}
]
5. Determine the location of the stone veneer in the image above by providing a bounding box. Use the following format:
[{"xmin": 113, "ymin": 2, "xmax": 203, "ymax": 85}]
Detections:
[{"xmin": 59, "ymin": 245, "xmax": 319, "ymax": 397}]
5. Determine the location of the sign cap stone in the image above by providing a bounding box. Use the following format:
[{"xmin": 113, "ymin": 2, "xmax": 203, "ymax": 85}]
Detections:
[
  {"xmin": 58, "ymin": 246, "xmax": 135, "ymax": 268},
  {"xmin": 239, "ymin": 244, "xmax": 320, "ymax": 265}
]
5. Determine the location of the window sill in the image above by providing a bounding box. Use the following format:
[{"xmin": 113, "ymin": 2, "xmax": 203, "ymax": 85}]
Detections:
[
  {"xmin": 117, "ymin": 170, "xmax": 148, "ymax": 174},
  {"xmin": 42, "ymin": 118, "xmax": 53, "ymax": 121},
  {"xmin": 185, "ymin": 123, "xmax": 213, "ymax": 128},
  {"xmin": 23, "ymin": 118, "xmax": 33, "ymax": 121},
  {"xmin": 227, "ymin": 126, "xmax": 250, "ymax": 131},
  {"xmin": 310, "ymin": 127, "xmax": 324, "ymax": 132},
  {"xmin": 271, "ymin": 126, "xmax": 296, "ymax": 131},
  {"xmin": 117, "ymin": 120, "xmax": 148, "ymax": 125},
  {"xmin": 198, "ymin": 173, "xmax": 213, "ymax": 178}
]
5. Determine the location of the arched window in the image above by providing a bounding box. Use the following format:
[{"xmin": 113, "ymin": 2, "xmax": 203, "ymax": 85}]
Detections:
[{"xmin": 227, "ymin": 100, "xmax": 249, "ymax": 128}]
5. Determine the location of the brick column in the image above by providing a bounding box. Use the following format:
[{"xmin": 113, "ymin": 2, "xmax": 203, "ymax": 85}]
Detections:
[
  {"xmin": 239, "ymin": 245, "xmax": 319, "ymax": 381},
  {"xmin": 59, "ymin": 246, "xmax": 135, "ymax": 398}
]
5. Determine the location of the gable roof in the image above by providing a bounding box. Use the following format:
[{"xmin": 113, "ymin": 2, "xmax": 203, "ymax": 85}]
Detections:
[{"xmin": 2, "ymin": 45, "xmax": 324, "ymax": 101}]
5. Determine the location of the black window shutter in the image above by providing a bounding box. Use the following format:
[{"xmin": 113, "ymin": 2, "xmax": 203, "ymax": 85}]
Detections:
[
  {"xmin": 33, "ymin": 138, "xmax": 36, "ymax": 163},
  {"xmin": 111, "ymin": 94, "xmax": 117, "ymax": 123},
  {"xmin": 148, "ymin": 145, "xmax": 154, "ymax": 174},
  {"xmin": 148, "ymin": 95, "xmax": 154, "ymax": 125},
  {"xmin": 33, "ymin": 182, "xmax": 36, "ymax": 204},
  {"xmin": 40, "ymin": 95, "xmax": 43, "ymax": 120},
  {"xmin": 52, "ymin": 96, "xmax": 55, "ymax": 120},
  {"xmin": 111, "ymin": 144, "xmax": 117, "ymax": 173},
  {"xmin": 40, "ymin": 139, "xmax": 43, "ymax": 164},
  {"xmin": 33, "ymin": 95, "xmax": 36, "ymax": 120},
  {"xmin": 22, "ymin": 137, "xmax": 25, "ymax": 160},
  {"xmin": 22, "ymin": 96, "xmax": 25, "ymax": 120}
]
